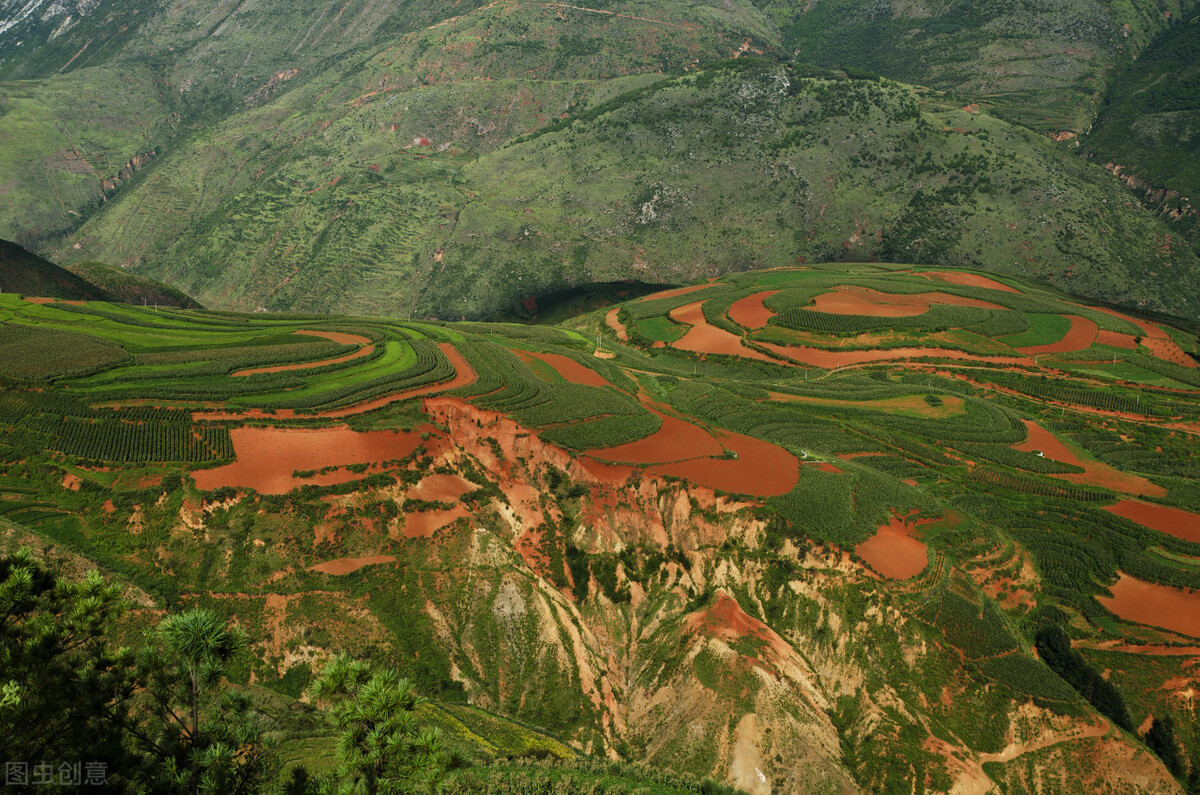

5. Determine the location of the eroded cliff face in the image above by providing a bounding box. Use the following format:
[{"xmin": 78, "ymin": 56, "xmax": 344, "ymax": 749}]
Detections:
[
  {"xmin": 142, "ymin": 397, "xmax": 1180, "ymax": 793},
  {"xmin": 376, "ymin": 398, "xmax": 1178, "ymax": 793}
]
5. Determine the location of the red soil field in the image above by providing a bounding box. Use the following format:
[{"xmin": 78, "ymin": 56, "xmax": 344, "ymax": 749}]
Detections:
[
  {"xmin": 194, "ymin": 342, "xmax": 477, "ymax": 421},
  {"xmin": 192, "ymin": 426, "xmax": 422, "ymax": 494},
  {"xmin": 1099, "ymin": 573, "xmax": 1200, "ymax": 637},
  {"xmin": 668, "ymin": 300, "xmax": 778, "ymax": 362},
  {"xmin": 855, "ymin": 510, "xmax": 932, "ymax": 579},
  {"xmin": 589, "ymin": 406, "xmax": 724, "ymax": 463},
  {"xmin": 1089, "ymin": 306, "xmax": 1197, "ymax": 368},
  {"xmin": 605, "ymin": 307, "xmax": 629, "ymax": 341},
  {"xmin": 914, "ymin": 270, "xmax": 1022, "ymax": 293},
  {"xmin": 233, "ymin": 330, "xmax": 374, "ymax": 376},
  {"xmin": 401, "ymin": 506, "xmax": 471, "ymax": 538},
  {"xmin": 1103, "ymin": 500, "xmax": 1200, "ymax": 543},
  {"xmin": 637, "ymin": 283, "xmax": 716, "ymax": 302},
  {"xmin": 727, "ymin": 290, "xmax": 780, "ymax": 329},
  {"xmin": 808, "ymin": 292, "xmax": 926, "ymax": 317},
  {"xmin": 526, "ymin": 351, "xmax": 614, "ymax": 388},
  {"xmin": 648, "ymin": 428, "xmax": 798, "ymax": 497},
  {"xmin": 1014, "ymin": 420, "xmax": 1166, "ymax": 497},
  {"xmin": 802, "ymin": 461, "xmax": 843, "ymax": 473},
  {"xmin": 759, "ymin": 341, "xmax": 1034, "ymax": 369},
  {"xmin": 309, "ymin": 555, "xmax": 396, "ymax": 575},
  {"xmin": 408, "ymin": 473, "xmax": 475, "ymax": 502},
  {"xmin": 1016, "ymin": 315, "xmax": 1098, "ymax": 355},
  {"xmin": 806, "ymin": 286, "xmax": 1004, "ymax": 317},
  {"xmin": 1096, "ymin": 330, "xmax": 1138, "ymax": 350},
  {"xmin": 586, "ymin": 397, "xmax": 798, "ymax": 496}
]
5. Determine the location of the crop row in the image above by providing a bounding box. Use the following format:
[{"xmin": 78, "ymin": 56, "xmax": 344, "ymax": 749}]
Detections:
[
  {"xmin": 980, "ymin": 372, "xmax": 1171, "ymax": 416},
  {"xmin": 980, "ymin": 655, "xmax": 1077, "ymax": 702},
  {"xmin": 37, "ymin": 416, "xmax": 233, "ymax": 463},
  {"xmin": 774, "ymin": 303, "xmax": 994, "ymax": 335},
  {"xmin": 0, "ymin": 323, "xmax": 130, "ymax": 381},
  {"xmin": 967, "ymin": 468, "xmax": 1110, "ymax": 502},
  {"xmin": 953, "ymin": 443, "xmax": 1085, "ymax": 475},
  {"xmin": 917, "ymin": 590, "xmax": 1019, "ymax": 660},
  {"xmin": 259, "ymin": 339, "xmax": 454, "ymax": 411},
  {"xmin": 450, "ymin": 341, "xmax": 660, "ymax": 449}
]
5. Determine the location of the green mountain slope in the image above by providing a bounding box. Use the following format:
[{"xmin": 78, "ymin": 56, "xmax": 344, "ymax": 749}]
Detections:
[
  {"xmin": 63, "ymin": 261, "xmax": 202, "ymax": 308},
  {"xmin": 1, "ymin": 0, "xmax": 1198, "ymax": 323},
  {"xmin": 1083, "ymin": 12, "xmax": 1200, "ymax": 246},
  {"xmin": 0, "ymin": 238, "xmax": 198, "ymax": 306},
  {"xmin": 64, "ymin": 59, "xmax": 1200, "ymax": 319},
  {"xmin": 0, "ymin": 238, "xmax": 107, "ymax": 299},
  {"xmin": 754, "ymin": 0, "xmax": 1197, "ymax": 133}
]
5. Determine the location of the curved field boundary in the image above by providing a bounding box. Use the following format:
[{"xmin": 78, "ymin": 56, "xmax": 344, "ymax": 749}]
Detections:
[
  {"xmin": 1104, "ymin": 500, "xmax": 1200, "ymax": 542},
  {"xmin": 1016, "ymin": 316, "xmax": 1098, "ymax": 355},
  {"xmin": 192, "ymin": 425, "xmax": 424, "ymax": 494},
  {"xmin": 727, "ymin": 290, "xmax": 780, "ymax": 329},
  {"xmin": 589, "ymin": 405, "xmax": 724, "ymax": 463},
  {"xmin": 767, "ymin": 391, "xmax": 967, "ymax": 419},
  {"xmin": 1099, "ymin": 572, "xmax": 1200, "ymax": 637},
  {"xmin": 233, "ymin": 330, "xmax": 374, "ymax": 376},
  {"xmin": 647, "ymin": 428, "xmax": 798, "ymax": 497},
  {"xmin": 913, "ymin": 270, "xmax": 1023, "ymax": 294},
  {"xmin": 636, "ymin": 283, "xmax": 717, "ymax": 302},
  {"xmin": 759, "ymin": 341, "xmax": 1033, "ymax": 369},
  {"xmin": 1096, "ymin": 330, "xmax": 1138, "ymax": 350},
  {"xmin": 668, "ymin": 300, "xmax": 779, "ymax": 362},
  {"xmin": 1013, "ymin": 420, "xmax": 1165, "ymax": 497},
  {"xmin": 194, "ymin": 343, "xmax": 477, "ymax": 420},
  {"xmin": 587, "ymin": 397, "xmax": 798, "ymax": 496},
  {"xmin": 1088, "ymin": 306, "xmax": 1197, "ymax": 369},
  {"xmin": 524, "ymin": 351, "xmax": 615, "ymax": 388},
  {"xmin": 805, "ymin": 287, "xmax": 1006, "ymax": 317},
  {"xmin": 855, "ymin": 511, "xmax": 934, "ymax": 579}
]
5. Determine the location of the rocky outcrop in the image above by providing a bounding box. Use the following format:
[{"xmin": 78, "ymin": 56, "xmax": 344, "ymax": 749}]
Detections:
[{"xmin": 100, "ymin": 150, "xmax": 157, "ymax": 196}]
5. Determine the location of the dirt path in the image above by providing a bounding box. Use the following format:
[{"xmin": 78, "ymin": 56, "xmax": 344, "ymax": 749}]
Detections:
[
  {"xmin": 760, "ymin": 341, "xmax": 1033, "ymax": 369},
  {"xmin": 605, "ymin": 307, "xmax": 628, "ymax": 341},
  {"xmin": 978, "ymin": 718, "xmax": 1109, "ymax": 764}
]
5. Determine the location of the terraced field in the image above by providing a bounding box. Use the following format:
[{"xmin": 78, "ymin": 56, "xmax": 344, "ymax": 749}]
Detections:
[{"xmin": 3, "ymin": 263, "xmax": 1200, "ymax": 791}]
